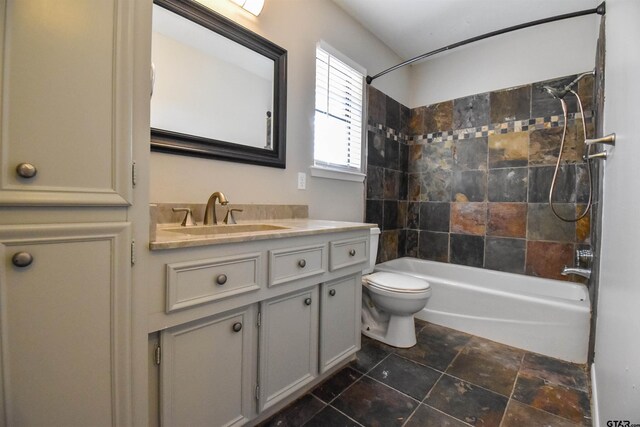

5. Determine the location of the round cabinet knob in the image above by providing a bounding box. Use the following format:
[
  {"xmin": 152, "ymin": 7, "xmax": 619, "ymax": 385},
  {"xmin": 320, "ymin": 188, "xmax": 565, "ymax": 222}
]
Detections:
[
  {"xmin": 12, "ymin": 252, "xmax": 33, "ymax": 268},
  {"xmin": 329, "ymin": 289, "xmax": 336, "ymax": 297},
  {"xmin": 298, "ymin": 259, "xmax": 306, "ymax": 268},
  {"xmin": 216, "ymin": 274, "xmax": 227, "ymax": 285},
  {"xmin": 349, "ymin": 249, "xmax": 356, "ymax": 257},
  {"xmin": 304, "ymin": 297, "xmax": 312, "ymax": 306},
  {"xmin": 232, "ymin": 322, "xmax": 243, "ymax": 332},
  {"xmin": 16, "ymin": 163, "xmax": 37, "ymax": 179}
]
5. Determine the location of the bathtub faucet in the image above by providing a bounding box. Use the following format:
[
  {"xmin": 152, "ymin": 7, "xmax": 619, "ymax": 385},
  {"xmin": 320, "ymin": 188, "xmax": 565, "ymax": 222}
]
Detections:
[{"xmin": 561, "ymin": 266, "xmax": 591, "ymax": 279}]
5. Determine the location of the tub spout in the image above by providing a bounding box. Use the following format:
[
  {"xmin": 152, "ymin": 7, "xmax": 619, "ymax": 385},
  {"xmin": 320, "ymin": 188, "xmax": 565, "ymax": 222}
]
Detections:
[{"xmin": 561, "ymin": 266, "xmax": 591, "ymax": 279}]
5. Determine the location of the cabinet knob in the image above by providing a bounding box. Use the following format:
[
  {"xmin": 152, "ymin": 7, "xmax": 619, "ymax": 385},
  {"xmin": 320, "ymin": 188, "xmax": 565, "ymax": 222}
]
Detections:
[
  {"xmin": 16, "ymin": 163, "xmax": 37, "ymax": 179},
  {"xmin": 216, "ymin": 274, "xmax": 227, "ymax": 285},
  {"xmin": 298, "ymin": 259, "xmax": 306, "ymax": 268},
  {"xmin": 329, "ymin": 289, "xmax": 336, "ymax": 297},
  {"xmin": 232, "ymin": 322, "xmax": 242, "ymax": 332},
  {"xmin": 12, "ymin": 252, "xmax": 33, "ymax": 268},
  {"xmin": 349, "ymin": 249, "xmax": 356, "ymax": 257},
  {"xmin": 304, "ymin": 297, "xmax": 312, "ymax": 306}
]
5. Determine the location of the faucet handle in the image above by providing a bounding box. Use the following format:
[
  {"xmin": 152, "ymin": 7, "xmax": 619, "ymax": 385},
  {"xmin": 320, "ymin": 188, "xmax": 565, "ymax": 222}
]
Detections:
[
  {"xmin": 223, "ymin": 208, "xmax": 243, "ymax": 225},
  {"xmin": 172, "ymin": 207, "xmax": 197, "ymax": 227}
]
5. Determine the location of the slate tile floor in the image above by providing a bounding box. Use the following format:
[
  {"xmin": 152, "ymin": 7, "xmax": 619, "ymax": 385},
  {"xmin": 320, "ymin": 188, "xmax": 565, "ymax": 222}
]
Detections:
[{"xmin": 261, "ymin": 320, "xmax": 591, "ymax": 427}]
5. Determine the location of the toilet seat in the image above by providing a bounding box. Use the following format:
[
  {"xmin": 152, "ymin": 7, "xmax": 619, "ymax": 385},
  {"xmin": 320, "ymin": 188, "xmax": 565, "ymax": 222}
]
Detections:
[{"xmin": 364, "ymin": 271, "xmax": 430, "ymax": 294}]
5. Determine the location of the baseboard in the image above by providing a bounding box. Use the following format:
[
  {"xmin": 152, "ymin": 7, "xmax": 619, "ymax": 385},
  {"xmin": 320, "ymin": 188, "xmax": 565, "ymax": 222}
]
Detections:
[{"xmin": 591, "ymin": 362, "xmax": 600, "ymax": 427}]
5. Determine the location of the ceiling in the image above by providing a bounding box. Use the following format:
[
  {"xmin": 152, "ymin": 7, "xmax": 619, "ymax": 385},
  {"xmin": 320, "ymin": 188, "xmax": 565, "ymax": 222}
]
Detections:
[{"xmin": 332, "ymin": 0, "xmax": 600, "ymax": 61}]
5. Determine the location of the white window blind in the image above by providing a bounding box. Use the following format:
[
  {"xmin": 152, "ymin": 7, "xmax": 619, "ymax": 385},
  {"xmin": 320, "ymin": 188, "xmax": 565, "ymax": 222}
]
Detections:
[{"xmin": 314, "ymin": 45, "xmax": 364, "ymax": 172}]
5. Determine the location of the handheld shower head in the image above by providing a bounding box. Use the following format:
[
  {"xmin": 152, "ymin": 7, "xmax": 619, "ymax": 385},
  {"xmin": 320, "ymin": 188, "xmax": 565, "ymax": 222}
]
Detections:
[{"xmin": 543, "ymin": 85, "xmax": 567, "ymax": 99}]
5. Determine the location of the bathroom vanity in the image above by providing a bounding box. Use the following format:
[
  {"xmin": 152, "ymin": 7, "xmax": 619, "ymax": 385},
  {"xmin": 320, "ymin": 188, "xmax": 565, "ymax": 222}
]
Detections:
[{"xmin": 148, "ymin": 217, "xmax": 372, "ymax": 426}]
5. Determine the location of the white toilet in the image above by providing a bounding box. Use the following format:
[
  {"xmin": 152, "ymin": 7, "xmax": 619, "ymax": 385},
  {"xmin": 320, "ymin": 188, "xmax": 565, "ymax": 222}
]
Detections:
[{"xmin": 361, "ymin": 227, "xmax": 432, "ymax": 348}]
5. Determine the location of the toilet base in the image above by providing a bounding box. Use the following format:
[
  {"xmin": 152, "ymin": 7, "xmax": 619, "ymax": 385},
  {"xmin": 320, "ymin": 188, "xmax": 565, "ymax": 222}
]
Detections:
[{"xmin": 361, "ymin": 313, "xmax": 417, "ymax": 348}]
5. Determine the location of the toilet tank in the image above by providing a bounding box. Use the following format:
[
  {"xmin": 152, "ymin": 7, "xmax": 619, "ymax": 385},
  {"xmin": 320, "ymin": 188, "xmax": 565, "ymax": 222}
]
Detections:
[{"xmin": 364, "ymin": 227, "xmax": 381, "ymax": 274}]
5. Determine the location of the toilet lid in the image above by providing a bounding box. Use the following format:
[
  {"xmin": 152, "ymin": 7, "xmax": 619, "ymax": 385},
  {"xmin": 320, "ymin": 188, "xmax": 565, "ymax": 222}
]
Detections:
[{"xmin": 365, "ymin": 272, "xmax": 430, "ymax": 293}]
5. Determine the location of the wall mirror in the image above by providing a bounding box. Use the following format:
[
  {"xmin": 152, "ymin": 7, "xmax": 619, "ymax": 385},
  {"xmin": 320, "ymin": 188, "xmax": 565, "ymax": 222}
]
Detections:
[{"xmin": 151, "ymin": 0, "xmax": 287, "ymax": 168}]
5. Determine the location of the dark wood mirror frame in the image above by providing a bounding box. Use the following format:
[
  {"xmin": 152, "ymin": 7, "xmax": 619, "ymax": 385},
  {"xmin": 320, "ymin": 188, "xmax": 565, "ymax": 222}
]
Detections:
[{"xmin": 151, "ymin": 0, "xmax": 287, "ymax": 168}]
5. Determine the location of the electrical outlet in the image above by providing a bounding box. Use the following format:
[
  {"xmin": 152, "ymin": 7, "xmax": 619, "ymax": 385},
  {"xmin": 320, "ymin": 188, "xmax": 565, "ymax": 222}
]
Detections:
[{"xmin": 297, "ymin": 172, "xmax": 306, "ymax": 190}]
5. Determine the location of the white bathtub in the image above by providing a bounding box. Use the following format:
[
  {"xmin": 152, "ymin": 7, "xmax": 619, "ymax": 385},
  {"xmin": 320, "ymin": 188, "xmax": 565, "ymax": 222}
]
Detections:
[{"xmin": 374, "ymin": 257, "xmax": 591, "ymax": 363}]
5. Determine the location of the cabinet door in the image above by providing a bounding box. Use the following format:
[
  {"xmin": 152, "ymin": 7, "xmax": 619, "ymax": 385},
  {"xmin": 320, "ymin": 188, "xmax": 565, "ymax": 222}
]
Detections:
[
  {"xmin": 160, "ymin": 306, "xmax": 256, "ymax": 427},
  {"xmin": 0, "ymin": 0, "xmax": 134, "ymax": 206},
  {"xmin": 320, "ymin": 274, "xmax": 362, "ymax": 373},
  {"xmin": 259, "ymin": 286, "xmax": 318, "ymax": 411},
  {"xmin": 0, "ymin": 222, "xmax": 132, "ymax": 427}
]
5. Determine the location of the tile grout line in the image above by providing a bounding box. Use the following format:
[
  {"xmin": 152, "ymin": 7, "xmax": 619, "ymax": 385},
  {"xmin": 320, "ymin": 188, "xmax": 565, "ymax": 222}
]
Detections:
[{"xmin": 498, "ymin": 350, "xmax": 527, "ymax": 427}]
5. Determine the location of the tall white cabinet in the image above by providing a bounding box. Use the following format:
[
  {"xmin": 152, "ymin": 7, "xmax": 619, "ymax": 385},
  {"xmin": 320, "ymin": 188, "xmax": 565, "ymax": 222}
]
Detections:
[{"xmin": 0, "ymin": 0, "xmax": 147, "ymax": 425}]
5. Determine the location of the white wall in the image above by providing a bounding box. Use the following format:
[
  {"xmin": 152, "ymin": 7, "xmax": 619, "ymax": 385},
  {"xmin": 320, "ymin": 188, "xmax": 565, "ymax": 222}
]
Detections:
[
  {"xmin": 150, "ymin": 0, "xmax": 409, "ymax": 222},
  {"xmin": 593, "ymin": 0, "xmax": 640, "ymax": 423},
  {"xmin": 407, "ymin": 15, "xmax": 599, "ymax": 107}
]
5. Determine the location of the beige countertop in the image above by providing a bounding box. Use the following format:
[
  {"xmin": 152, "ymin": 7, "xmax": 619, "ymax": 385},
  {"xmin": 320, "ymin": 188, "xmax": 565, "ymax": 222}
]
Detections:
[{"xmin": 149, "ymin": 219, "xmax": 376, "ymax": 250}]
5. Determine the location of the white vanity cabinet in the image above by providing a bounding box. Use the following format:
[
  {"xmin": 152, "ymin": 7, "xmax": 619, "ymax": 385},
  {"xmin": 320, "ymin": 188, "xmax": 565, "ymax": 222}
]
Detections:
[
  {"xmin": 0, "ymin": 223, "xmax": 132, "ymax": 427},
  {"xmin": 160, "ymin": 305, "xmax": 257, "ymax": 427},
  {"xmin": 320, "ymin": 274, "xmax": 362, "ymax": 373},
  {"xmin": 259, "ymin": 286, "xmax": 319, "ymax": 411},
  {"xmin": 150, "ymin": 228, "xmax": 370, "ymax": 425}
]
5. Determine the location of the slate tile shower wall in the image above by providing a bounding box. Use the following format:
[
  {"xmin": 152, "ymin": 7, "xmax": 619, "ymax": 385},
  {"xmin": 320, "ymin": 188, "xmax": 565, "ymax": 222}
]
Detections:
[{"xmin": 365, "ymin": 74, "xmax": 596, "ymax": 282}]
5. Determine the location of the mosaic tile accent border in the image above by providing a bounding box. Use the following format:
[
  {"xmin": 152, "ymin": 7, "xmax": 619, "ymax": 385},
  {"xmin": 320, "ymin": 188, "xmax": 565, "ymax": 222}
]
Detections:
[
  {"xmin": 367, "ymin": 121, "xmax": 411, "ymax": 143},
  {"xmin": 411, "ymin": 111, "xmax": 594, "ymax": 144}
]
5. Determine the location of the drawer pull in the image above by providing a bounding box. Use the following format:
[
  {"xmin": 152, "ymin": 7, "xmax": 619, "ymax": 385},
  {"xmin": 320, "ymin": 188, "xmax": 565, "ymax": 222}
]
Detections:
[
  {"xmin": 216, "ymin": 274, "xmax": 227, "ymax": 285},
  {"xmin": 349, "ymin": 249, "xmax": 356, "ymax": 257},
  {"xmin": 12, "ymin": 252, "xmax": 33, "ymax": 268},
  {"xmin": 16, "ymin": 163, "xmax": 37, "ymax": 178},
  {"xmin": 329, "ymin": 289, "xmax": 336, "ymax": 297},
  {"xmin": 304, "ymin": 297, "xmax": 312, "ymax": 306},
  {"xmin": 298, "ymin": 259, "xmax": 306, "ymax": 268},
  {"xmin": 232, "ymin": 322, "xmax": 243, "ymax": 332}
]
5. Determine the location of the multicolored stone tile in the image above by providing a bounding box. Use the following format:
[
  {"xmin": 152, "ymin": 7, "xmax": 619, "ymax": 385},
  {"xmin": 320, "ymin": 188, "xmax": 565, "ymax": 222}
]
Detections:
[
  {"xmin": 425, "ymin": 374, "xmax": 508, "ymax": 427},
  {"xmin": 259, "ymin": 393, "xmax": 325, "ymax": 427},
  {"xmin": 383, "ymin": 201, "xmax": 399, "ymax": 231},
  {"xmin": 366, "ymin": 165, "xmax": 384, "ymax": 199},
  {"xmin": 350, "ymin": 335, "xmax": 395, "ymax": 374},
  {"xmin": 450, "ymin": 202, "xmax": 486, "ymax": 235},
  {"xmin": 365, "ymin": 199, "xmax": 383, "ymax": 229},
  {"xmin": 501, "ymin": 400, "xmax": 585, "ymax": 427},
  {"xmin": 408, "ymin": 173, "xmax": 421, "ymax": 201},
  {"xmin": 453, "ymin": 137, "xmax": 488, "ymax": 171},
  {"xmin": 380, "ymin": 229, "xmax": 399, "ymax": 261},
  {"xmin": 398, "ymin": 201, "xmax": 408, "ymax": 229},
  {"xmin": 446, "ymin": 346, "xmax": 519, "ymax": 396},
  {"xmin": 576, "ymin": 207, "xmax": 590, "ymax": 243},
  {"xmin": 486, "ymin": 203, "xmax": 527, "ymax": 238},
  {"xmin": 420, "ymin": 170, "xmax": 451, "ymax": 202},
  {"xmin": 484, "ymin": 237, "xmax": 526, "ymax": 274},
  {"xmin": 312, "ymin": 367, "xmax": 362, "ymax": 403},
  {"xmin": 419, "ymin": 202, "xmax": 450, "ymax": 232},
  {"xmin": 369, "ymin": 354, "xmax": 441, "ymax": 401},
  {"xmin": 488, "ymin": 132, "xmax": 529, "ymax": 168},
  {"xmin": 450, "ymin": 234, "xmax": 484, "ymax": 267},
  {"xmin": 367, "ymin": 131, "xmax": 386, "ymax": 167},
  {"xmin": 451, "ymin": 170, "xmax": 487, "ymax": 202},
  {"xmin": 526, "ymin": 203, "xmax": 576, "ymax": 242},
  {"xmin": 487, "ymin": 167, "xmax": 528, "ymax": 202},
  {"xmin": 395, "ymin": 323, "xmax": 471, "ymax": 371},
  {"xmin": 528, "ymin": 165, "xmax": 576, "ymax": 203},
  {"xmin": 521, "ymin": 353, "xmax": 589, "ymax": 392},
  {"xmin": 407, "ymin": 202, "xmax": 420, "ymax": 229},
  {"xmin": 418, "ymin": 230, "xmax": 449, "ymax": 263},
  {"xmin": 525, "ymin": 241, "xmax": 574, "ymax": 281},
  {"xmin": 490, "ymin": 85, "xmax": 531, "ymax": 123},
  {"xmin": 532, "ymin": 75, "xmax": 579, "ymax": 117},
  {"xmin": 404, "ymin": 229, "xmax": 419, "ymax": 257},
  {"xmin": 303, "ymin": 406, "xmax": 360, "ymax": 427},
  {"xmin": 332, "ymin": 376, "xmax": 417, "ymax": 427},
  {"xmin": 453, "ymin": 93, "xmax": 490, "ymax": 129},
  {"xmin": 384, "ymin": 169, "xmax": 401, "ymax": 200},
  {"xmin": 368, "ymin": 86, "xmax": 386, "ymax": 126},
  {"xmin": 512, "ymin": 373, "xmax": 591, "ymax": 424},
  {"xmin": 385, "ymin": 137, "xmax": 400, "ymax": 170},
  {"xmin": 405, "ymin": 404, "xmax": 470, "ymax": 427},
  {"xmin": 386, "ymin": 95, "xmax": 401, "ymax": 131}
]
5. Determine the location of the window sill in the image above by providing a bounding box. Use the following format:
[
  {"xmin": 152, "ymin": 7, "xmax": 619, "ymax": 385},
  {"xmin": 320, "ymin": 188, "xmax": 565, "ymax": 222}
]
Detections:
[{"xmin": 309, "ymin": 166, "xmax": 365, "ymax": 183}]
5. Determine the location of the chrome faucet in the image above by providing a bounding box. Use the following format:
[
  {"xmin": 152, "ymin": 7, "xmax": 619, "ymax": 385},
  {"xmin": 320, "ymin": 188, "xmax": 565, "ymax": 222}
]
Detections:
[
  {"xmin": 204, "ymin": 191, "xmax": 229, "ymax": 225},
  {"xmin": 561, "ymin": 248, "xmax": 593, "ymax": 279},
  {"xmin": 561, "ymin": 266, "xmax": 591, "ymax": 279}
]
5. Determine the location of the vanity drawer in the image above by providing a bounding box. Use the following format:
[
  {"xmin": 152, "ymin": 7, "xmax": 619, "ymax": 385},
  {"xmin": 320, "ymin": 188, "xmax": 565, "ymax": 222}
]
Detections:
[
  {"xmin": 269, "ymin": 244, "xmax": 326, "ymax": 287},
  {"xmin": 329, "ymin": 237, "xmax": 368, "ymax": 271},
  {"xmin": 166, "ymin": 253, "xmax": 262, "ymax": 312}
]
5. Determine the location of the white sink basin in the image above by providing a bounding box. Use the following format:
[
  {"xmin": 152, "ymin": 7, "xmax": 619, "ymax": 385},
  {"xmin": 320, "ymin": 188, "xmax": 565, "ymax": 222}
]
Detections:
[{"xmin": 164, "ymin": 224, "xmax": 291, "ymax": 236}]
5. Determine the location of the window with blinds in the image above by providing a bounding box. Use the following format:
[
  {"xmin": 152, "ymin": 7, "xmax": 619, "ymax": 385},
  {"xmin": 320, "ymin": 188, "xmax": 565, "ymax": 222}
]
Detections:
[{"xmin": 314, "ymin": 45, "xmax": 364, "ymax": 172}]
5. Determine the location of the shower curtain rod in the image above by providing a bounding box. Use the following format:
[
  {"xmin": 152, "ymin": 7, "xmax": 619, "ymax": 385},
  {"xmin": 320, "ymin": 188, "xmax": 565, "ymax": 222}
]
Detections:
[{"xmin": 366, "ymin": 1, "xmax": 606, "ymax": 84}]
